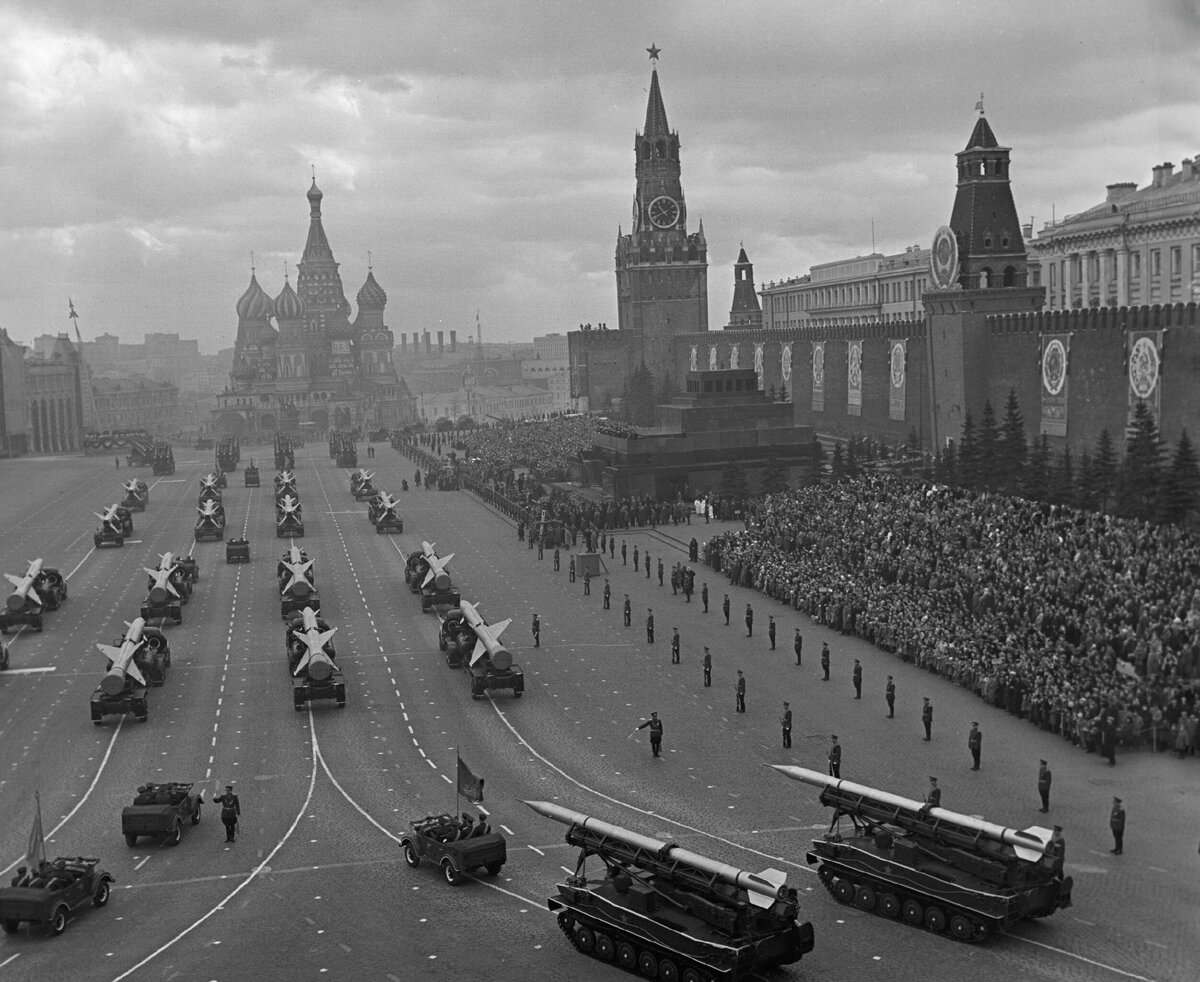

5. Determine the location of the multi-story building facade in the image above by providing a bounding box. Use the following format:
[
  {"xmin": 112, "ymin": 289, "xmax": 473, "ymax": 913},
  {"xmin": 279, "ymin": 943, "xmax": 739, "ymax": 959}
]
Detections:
[
  {"xmin": 1030, "ymin": 157, "xmax": 1200, "ymax": 309},
  {"xmin": 91, "ymin": 375, "xmax": 179, "ymax": 435}
]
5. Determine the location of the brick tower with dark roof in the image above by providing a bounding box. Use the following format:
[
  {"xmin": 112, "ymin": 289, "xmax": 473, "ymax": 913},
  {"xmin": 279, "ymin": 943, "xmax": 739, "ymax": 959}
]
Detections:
[{"xmin": 727, "ymin": 245, "xmax": 762, "ymax": 329}]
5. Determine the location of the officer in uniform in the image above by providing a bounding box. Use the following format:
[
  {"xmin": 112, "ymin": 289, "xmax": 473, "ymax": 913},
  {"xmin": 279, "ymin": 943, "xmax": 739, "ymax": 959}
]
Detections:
[
  {"xmin": 821, "ymin": 642, "xmax": 830, "ymax": 681},
  {"xmin": 603, "ymin": 579, "xmax": 611, "ymax": 609},
  {"xmin": 722, "ymin": 594, "xmax": 731, "ymax": 625},
  {"xmin": 701, "ymin": 582, "xmax": 709, "ymax": 612},
  {"xmin": 531, "ymin": 612, "xmax": 541, "ymax": 648},
  {"xmin": 637, "ymin": 712, "xmax": 664, "ymax": 758},
  {"xmin": 553, "ymin": 547, "xmax": 560, "ymax": 571},
  {"xmin": 568, "ymin": 557, "xmax": 576, "ymax": 583},
  {"xmin": 968, "ymin": 722, "xmax": 982, "ymax": 770},
  {"xmin": 215, "ymin": 784, "xmax": 241, "ymax": 842},
  {"xmin": 852, "ymin": 659, "xmax": 862, "ymax": 698},
  {"xmin": 645, "ymin": 552, "xmax": 651, "ymax": 579},
  {"xmin": 657, "ymin": 558, "xmax": 664, "ymax": 587},
  {"xmin": 827, "ymin": 735, "xmax": 842, "ymax": 778},
  {"xmin": 623, "ymin": 594, "xmax": 632, "ymax": 627},
  {"xmin": 919, "ymin": 776, "xmax": 941, "ymax": 816},
  {"xmin": 768, "ymin": 615, "xmax": 776, "ymax": 650},
  {"xmin": 670, "ymin": 563, "xmax": 679, "ymax": 595},
  {"xmin": 671, "ymin": 628, "xmax": 680, "ymax": 664},
  {"xmin": 583, "ymin": 569, "xmax": 591, "ymax": 595},
  {"xmin": 632, "ymin": 544, "xmax": 639, "ymax": 571},
  {"xmin": 745, "ymin": 603, "xmax": 754, "ymax": 637},
  {"xmin": 781, "ymin": 702, "xmax": 792, "ymax": 748},
  {"xmin": 922, "ymin": 696, "xmax": 933, "ymax": 740},
  {"xmin": 735, "ymin": 670, "xmax": 746, "ymax": 713},
  {"xmin": 537, "ymin": 537, "xmax": 544, "ymax": 560},
  {"xmin": 609, "ymin": 537, "xmax": 615, "ymax": 559},
  {"xmin": 794, "ymin": 629, "xmax": 803, "ymax": 665},
  {"xmin": 702, "ymin": 647, "xmax": 712, "ymax": 687},
  {"xmin": 1037, "ymin": 759, "xmax": 1052, "ymax": 813},
  {"xmin": 622, "ymin": 539, "xmax": 627, "ymax": 565},
  {"xmin": 885, "ymin": 675, "xmax": 896, "ymax": 718},
  {"xmin": 1109, "ymin": 796, "xmax": 1125, "ymax": 854},
  {"xmin": 646, "ymin": 608, "xmax": 655, "ymax": 644}
]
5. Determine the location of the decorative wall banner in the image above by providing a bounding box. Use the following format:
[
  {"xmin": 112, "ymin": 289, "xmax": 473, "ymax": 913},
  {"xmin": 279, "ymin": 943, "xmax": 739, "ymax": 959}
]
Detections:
[
  {"xmin": 754, "ymin": 343, "xmax": 764, "ymax": 390},
  {"xmin": 847, "ymin": 340, "xmax": 863, "ymax": 416},
  {"xmin": 689, "ymin": 345, "xmax": 697, "ymax": 372},
  {"xmin": 781, "ymin": 344, "xmax": 792, "ymax": 384},
  {"xmin": 888, "ymin": 339, "xmax": 907, "ymax": 421},
  {"xmin": 812, "ymin": 341, "xmax": 825, "ymax": 412},
  {"xmin": 730, "ymin": 344, "xmax": 740, "ymax": 370},
  {"xmin": 708, "ymin": 345, "xmax": 718, "ymax": 371},
  {"xmin": 1127, "ymin": 329, "xmax": 1163, "ymax": 426},
  {"xmin": 1039, "ymin": 334, "xmax": 1070, "ymax": 437}
]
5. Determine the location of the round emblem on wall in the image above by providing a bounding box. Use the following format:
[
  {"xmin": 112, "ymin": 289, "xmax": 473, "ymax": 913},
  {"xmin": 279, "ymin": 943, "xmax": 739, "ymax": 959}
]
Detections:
[
  {"xmin": 781, "ymin": 344, "xmax": 792, "ymax": 382},
  {"xmin": 1128, "ymin": 336, "xmax": 1160, "ymax": 399},
  {"xmin": 708, "ymin": 346, "xmax": 718, "ymax": 371},
  {"xmin": 1042, "ymin": 339, "xmax": 1067, "ymax": 395},
  {"xmin": 890, "ymin": 342, "xmax": 906, "ymax": 388},
  {"xmin": 929, "ymin": 225, "xmax": 960, "ymax": 290},
  {"xmin": 848, "ymin": 341, "xmax": 862, "ymax": 389},
  {"xmin": 813, "ymin": 344, "xmax": 825, "ymax": 387}
]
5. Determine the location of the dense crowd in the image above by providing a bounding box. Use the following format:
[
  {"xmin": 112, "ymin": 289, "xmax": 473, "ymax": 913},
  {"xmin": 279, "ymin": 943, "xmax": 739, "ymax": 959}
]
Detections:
[
  {"xmin": 461, "ymin": 417, "xmax": 601, "ymax": 480},
  {"xmin": 706, "ymin": 475, "xmax": 1200, "ymax": 760}
]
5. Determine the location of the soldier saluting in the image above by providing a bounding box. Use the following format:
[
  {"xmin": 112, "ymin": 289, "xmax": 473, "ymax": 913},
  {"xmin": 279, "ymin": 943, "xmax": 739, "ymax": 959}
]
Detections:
[{"xmin": 214, "ymin": 784, "xmax": 241, "ymax": 843}]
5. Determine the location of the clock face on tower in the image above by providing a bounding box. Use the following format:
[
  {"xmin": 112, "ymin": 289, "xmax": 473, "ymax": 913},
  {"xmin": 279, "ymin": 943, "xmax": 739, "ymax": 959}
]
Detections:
[{"xmin": 648, "ymin": 195, "xmax": 680, "ymax": 229}]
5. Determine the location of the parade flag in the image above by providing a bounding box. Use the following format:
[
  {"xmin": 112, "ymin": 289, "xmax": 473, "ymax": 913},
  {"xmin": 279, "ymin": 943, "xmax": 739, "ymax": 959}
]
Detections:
[
  {"xmin": 26, "ymin": 791, "xmax": 45, "ymax": 868},
  {"xmin": 457, "ymin": 755, "xmax": 484, "ymax": 803},
  {"xmin": 888, "ymin": 340, "xmax": 907, "ymax": 421},
  {"xmin": 847, "ymin": 340, "xmax": 863, "ymax": 416},
  {"xmin": 811, "ymin": 342, "xmax": 826, "ymax": 412},
  {"xmin": 1040, "ymin": 334, "xmax": 1070, "ymax": 437}
]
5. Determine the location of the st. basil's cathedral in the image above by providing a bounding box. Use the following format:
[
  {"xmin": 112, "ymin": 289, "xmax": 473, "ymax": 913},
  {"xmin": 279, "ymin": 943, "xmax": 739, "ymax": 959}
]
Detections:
[{"xmin": 213, "ymin": 179, "xmax": 415, "ymax": 440}]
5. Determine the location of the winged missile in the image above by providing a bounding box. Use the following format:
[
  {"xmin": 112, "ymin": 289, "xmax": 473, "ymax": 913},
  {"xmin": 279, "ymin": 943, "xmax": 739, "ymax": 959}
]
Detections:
[
  {"xmin": 291, "ymin": 607, "xmax": 337, "ymax": 680},
  {"xmin": 200, "ymin": 473, "xmax": 219, "ymax": 490},
  {"xmin": 197, "ymin": 500, "xmax": 223, "ymax": 520},
  {"xmin": 97, "ymin": 617, "xmax": 148, "ymax": 695},
  {"xmin": 420, "ymin": 541, "xmax": 455, "ymax": 591},
  {"xmin": 5, "ymin": 558, "xmax": 44, "ymax": 611},
  {"xmin": 276, "ymin": 495, "xmax": 302, "ymax": 524},
  {"xmin": 459, "ymin": 600, "xmax": 513, "ymax": 669},
  {"xmin": 144, "ymin": 565, "xmax": 180, "ymax": 603},
  {"xmin": 96, "ymin": 503, "xmax": 123, "ymax": 532},
  {"xmin": 279, "ymin": 556, "xmax": 315, "ymax": 596},
  {"xmin": 122, "ymin": 478, "xmax": 141, "ymax": 494}
]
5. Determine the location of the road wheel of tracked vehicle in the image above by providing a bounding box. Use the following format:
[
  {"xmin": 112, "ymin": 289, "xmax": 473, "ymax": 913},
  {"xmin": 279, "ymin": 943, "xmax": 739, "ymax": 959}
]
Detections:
[
  {"xmin": 657, "ymin": 957, "xmax": 680, "ymax": 982},
  {"xmin": 833, "ymin": 878, "xmax": 855, "ymax": 904},
  {"xmin": 949, "ymin": 914, "xmax": 974, "ymax": 941},
  {"xmin": 50, "ymin": 904, "xmax": 68, "ymax": 935},
  {"xmin": 615, "ymin": 941, "xmax": 637, "ymax": 971},
  {"xmin": 168, "ymin": 820, "xmax": 183, "ymax": 846},
  {"xmin": 441, "ymin": 859, "xmax": 462, "ymax": 885},
  {"xmin": 817, "ymin": 864, "xmax": 835, "ymax": 885},
  {"xmin": 637, "ymin": 950, "xmax": 658, "ymax": 978},
  {"xmin": 878, "ymin": 893, "xmax": 900, "ymax": 918},
  {"xmin": 125, "ymin": 833, "xmax": 138, "ymax": 847},
  {"xmin": 403, "ymin": 843, "xmax": 420, "ymax": 868},
  {"xmin": 484, "ymin": 861, "xmax": 503, "ymax": 876},
  {"xmin": 573, "ymin": 924, "xmax": 595, "ymax": 954},
  {"xmin": 924, "ymin": 906, "xmax": 947, "ymax": 933},
  {"xmin": 93, "ymin": 880, "xmax": 110, "ymax": 907},
  {"xmin": 594, "ymin": 933, "xmax": 614, "ymax": 961},
  {"xmin": 192, "ymin": 803, "xmax": 201, "ymax": 826},
  {"xmin": 680, "ymin": 971, "xmax": 703, "ymax": 982},
  {"xmin": 902, "ymin": 899, "xmax": 923, "ymax": 925},
  {"xmin": 854, "ymin": 885, "xmax": 877, "ymax": 911},
  {"xmin": 1, "ymin": 919, "xmax": 18, "ymax": 935}
]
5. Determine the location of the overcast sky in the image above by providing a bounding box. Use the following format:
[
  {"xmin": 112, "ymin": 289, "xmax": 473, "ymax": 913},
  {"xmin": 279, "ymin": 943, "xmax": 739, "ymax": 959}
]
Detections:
[{"xmin": 2, "ymin": 0, "xmax": 1198, "ymax": 354}]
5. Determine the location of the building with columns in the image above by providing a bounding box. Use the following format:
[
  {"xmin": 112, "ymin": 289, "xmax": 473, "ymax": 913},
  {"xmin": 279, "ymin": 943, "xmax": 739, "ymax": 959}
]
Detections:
[{"xmin": 1030, "ymin": 157, "xmax": 1200, "ymax": 309}]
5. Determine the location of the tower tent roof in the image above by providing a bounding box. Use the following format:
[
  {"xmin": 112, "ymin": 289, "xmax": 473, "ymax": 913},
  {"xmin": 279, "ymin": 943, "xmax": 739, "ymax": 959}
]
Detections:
[
  {"xmin": 736, "ymin": 245, "xmax": 750, "ymax": 265},
  {"xmin": 642, "ymin": 68, "xmax": 670, "ymax": 139},
  {"xmin": 302, "ymin": 179, "xmax": 334, "ymax": 263},
  {"xmin": 964, "ymin": 115, "xmax": 999, "ymax": 151}
]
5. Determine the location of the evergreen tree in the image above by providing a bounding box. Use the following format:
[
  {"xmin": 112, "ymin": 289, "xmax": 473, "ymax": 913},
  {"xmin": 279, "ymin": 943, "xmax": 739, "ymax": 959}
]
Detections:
[
  {"xmin": 1022, "ymin": 433, "xmax": 1050, "ymax": 502},
  {"xmin": 777, "ymin": 382, "xmax": 789, "ymax": 402},
  {"xmin": 957, "ymin": 412, "xmax": 979, "ymax": 489},
  {"xmin": 759, "ymin": 447, "xmax": 789, "ymax": 495},
  {"xmin": 1074, "ymin": 451, "xmax": 1095, "ymax": 510},
  {"xmin": 1118, "ymin": 401, "xmax": 1164, "ymax": 521},
  {"xmin": 1158, "ymin": 429, "xmax": 1200, "ymax": 526},
  {"xmin": 625, "ymin": 361, "xmax": 657, "ymax": 427},
  {"xmin": 1051, "ymin": 447, "xmax": 1075, "ymax": 507},
  {"xmin": 804, "ymin": 437, "xmax": 825, "ymax": 484},
  {"xmin": 845, "ymin": 440, "xmax": 860, "ymax": 478},
  {"xmin": 907, "ymin": 428, "xmax": 921, "ymax": 453},
  {"xmin": 1092, "ymin": 428, "xmax": 1118, "ymax": 511},
  {"xmin": 830, "ymin": 442, "xmax": 846, "ymax": 481},
  {"xmin": 719, "ymin": 460, "xmax": 750, "ymax": 500},
  {"xmin": 976, "ymin": 400, "xmax": 1001, "ymax": 491},
  {"xmin": 998, "ymin": 389, "xmax": 1027, "ymax": 495}
]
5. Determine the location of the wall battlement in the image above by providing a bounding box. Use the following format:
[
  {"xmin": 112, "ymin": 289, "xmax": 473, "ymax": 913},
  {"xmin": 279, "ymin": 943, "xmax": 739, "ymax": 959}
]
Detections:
[{"xmin": 988, "ymin": 302, "xmax": 1200, "ymax": 337}]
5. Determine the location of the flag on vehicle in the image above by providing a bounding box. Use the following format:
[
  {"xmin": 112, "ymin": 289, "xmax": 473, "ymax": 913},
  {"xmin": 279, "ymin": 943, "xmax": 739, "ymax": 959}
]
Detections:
[
  {"xmin": 26, "ymin": 791, "xmax": 45, "ymax": 868},
  {"xmin": 457, "ymin": 755, "xmax": 484, "ymax": 803}
]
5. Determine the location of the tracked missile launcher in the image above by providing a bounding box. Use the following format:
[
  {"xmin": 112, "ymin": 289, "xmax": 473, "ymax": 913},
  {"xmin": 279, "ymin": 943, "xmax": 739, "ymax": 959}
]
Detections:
[
  {"xmin": 349, "ymin": 469, "xmax": 377, "ymax": 500},
  {"xmin": 216, "ymin": 436, "xmax": 239, "ymax": 472},
  {"xmin": 275, "ymin": 494, "xmax": 304, "ymax": 537},
  {"xmin": 772, "ymin": 766, "xmax": 1072, "ymax": 943},
  {"xmin": 151, "ymin": 443, "xmax": 175, "ymax": 475},
  {"xmin": 527, "ymin": 800, "xmax": 814, "ymax": 981},
  {"xmin": 244, "ymin": 462, "xmax": 260, "ymax": 487}
]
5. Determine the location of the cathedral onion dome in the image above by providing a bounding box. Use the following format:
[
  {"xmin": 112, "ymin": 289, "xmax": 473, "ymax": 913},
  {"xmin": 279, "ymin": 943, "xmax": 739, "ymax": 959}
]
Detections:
[
  {"xmin": 274, "ymin": 279, "xmax": 306, "ymax": 321},
  {"xmin": 307, "ymin": 179, "xmax": 323, "ymax": 206},
  {"xmin": 356, "ymin": 270, "xmax": 387, "ymax": 310},
  {"xmin": 236, "ymin": 273, "xmax": 274, "ymax": 321}
]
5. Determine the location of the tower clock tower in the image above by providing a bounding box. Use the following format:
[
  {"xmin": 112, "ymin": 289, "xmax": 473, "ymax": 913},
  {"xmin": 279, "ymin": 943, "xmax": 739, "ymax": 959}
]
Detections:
[{"xmin": 615, "ymin": 48, "xmax": 708, "ymax": 389}]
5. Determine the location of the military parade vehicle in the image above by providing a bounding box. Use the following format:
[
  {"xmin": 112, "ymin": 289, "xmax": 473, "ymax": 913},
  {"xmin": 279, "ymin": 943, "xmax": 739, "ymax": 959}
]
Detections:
[
  {"xmin": 401, "ymin": 814, "xmax": 507, "ymax": 885},
  {"xmin": 216, "ymin": 436, "xmax": 240, "ymax": 472},
  {"xmin": 90, "ymin": 617, "xmax": 169, "ymax": 724},
  {"xmin": 276, "ymin": 494, "xmax": 304, "ymax": 537},
  {"xmin": 121, "ymin": 782, "xmax": 203, "ymax": 847},
  {"xmin": 244, "ymin": 461, "xmax": 260, "ymax": 487},
  {"xmin": 199, "ymin": 473, "xmax": 222, "ymax": 504},
  {"xmin": 456, "ymin": 600, "xmax": 523, "ymax": 699},
  {"xmin": 195, "ymin": 500, "xmax": 226, "ymax": 541},
  {"xmin": 350, "ymin": 469, "xmax": 376, "ymax": 499},
  {"xmin": 526, "ymin": 800, "xmax": 814, "ymax": 981},
  {"xmin": 120, "ymin": 478, "xmax": 149, "ymax": 512},
  {"xmin": 140, "ymin": 556, "xmax": 187, "ymax": 625},
  {"xmin": 194, "ymin": 434, "xmax": 215, "ymax": 450},
  {"xmin": 125, "ymin": 437, "xmax": 155, "ymax": 468},
  {"xmin": 772, "ymin": 765, "xmax": 1072, "ymax": 942},
  {"xmin": 286, "ymin": 607, "xmax": 345, "ymax": 709},
  {"xmin": 274, "ymin": 434, "xmax": 296, "ymax": 470},
  {"xmin": 274, "ymin": 469, "xmax": 298, "ymax": 497},
  {"xmin": 0, "ymin": 858, "xmax": 114, "ymax": 936},
  {"xmin": 438, "ymin": 606, "xmax": 472, "ymax": 667},
  {"xmin": 151, "ymin": 443, "xmax": 175, "ymax": 475},
  {"xmin": 226, "ymin": 537, "xmax": 251, "ymax": 564},
  {"xmin": 94, "ymin": 504, "xmax": 130, "ymax": 548},
  {"xmin": 176, "ymin": 555, "xmax": 200, "ymax": 587},
  {"xmin": 368, "ymin": 490, "xmax": 403, "ymax": 534},
  {"xmin": 405, "ymin": 541, "xmax": 460, "ymax": 610},
  {"xmin": 278, "ymin": 545, "xmax": 319, "ymax": 619},
  {"xmin": 1, "ymin": 559, "xmax": 67, "ymax": 634}
]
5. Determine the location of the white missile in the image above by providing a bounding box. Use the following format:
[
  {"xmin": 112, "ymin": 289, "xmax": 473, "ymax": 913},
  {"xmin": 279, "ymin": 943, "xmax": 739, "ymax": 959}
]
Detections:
[
  {"xmin": 200, "ymin": 473, "xmax": 219, "ymax": 489},
  {"xmin": 197, "ymin": 500, "xmax": 223, "ymax": 521},
  {"xmin": 523, "ymin": 800, "xmax": 789, "ymax": 909},
  {"xmin": 122, "ymin": 478, "xmax": 140, "ymax": 494},
  {"xmin": 291, "ymin": 606, "xmax": 337, "ymax": 681},
  {"xmin": 144, "ymin": 565, "xmax": 180, "ymax": 604},
  {"xmin": 96, "ymin": 503, "xmax": 122, "ymax": 530},
  {"xmin": 420, "ymin": 541, "xmax": 455, "ymax": 591},
  {"xmin": 5, "ymin": 558, "xmax": 44, "ymax": 611},
  {"xmin": 279, "ymin": 557, "xmax": 315, "ymax": 596},
  {"xmin": 97, "ymin": 617, "xmax": 148, "ymax": 695},
  {"xmin": 459, "ymin": 600, "xmax": 513, "ymax": 670}
]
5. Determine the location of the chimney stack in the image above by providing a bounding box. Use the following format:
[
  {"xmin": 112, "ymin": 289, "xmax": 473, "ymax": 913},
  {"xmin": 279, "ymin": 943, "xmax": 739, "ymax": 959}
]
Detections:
[
  {"xmin": 450, "ymin": 330, "xmax": 457, "ymax": 352},
  {"xmin": 400, "ymin": 335, "xmax": 407, "ymax": 354},
  {"xmin": 412, "ymin": 332, "xmax": 419, "ymax": 351},
  {"xmin": 1183, "ymin": 158, "xmax": 1194, "ymax": 181},
  {"xmin": 423, "ymin": 331, "xmax": 431, "ymax": 354},
  {"xmin": 437, "ymin": 330, "xmax": 444, "ymax": 354},
  {"xmin": 1107, "ymin": 182, "xmax": 1137, "ymax": 202}
]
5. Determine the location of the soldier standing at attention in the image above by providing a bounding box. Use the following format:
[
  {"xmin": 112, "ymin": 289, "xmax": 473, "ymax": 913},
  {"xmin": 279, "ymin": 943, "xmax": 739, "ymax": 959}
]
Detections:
[
  {"xmin": 745, "ymin": 603, "xmax": 754, "ymax": 637},
  {"xmin": 701, "ymin": 582, "xmax": 709, "ymax": 612},
  {"xmin": 781, "ymin": 702, "xmax": 792, "ymax": 749},
  {"xmin": 646, "ymin": 609, "xmax": 655, "ymax": 644},
  {"xmin": 885, "ymin": 675, "xmax": 896, "ymax": 718},
  {"xmin": 722, "ymin": 594, "xmax": 730, "ymax": 625},
  {"xmin": 1109, "ymin": 796, "xmax": 1125, "ymax": 854},
  {"xmin": 531, "ymin": 612, "xmax": 541, "ymax": 648},
  {"xmin": 622, "ymin": 539, "xmax": 628, "ymax": 565},
  {"xmin": 820, "ymin": 642, "xmax": 831, "ymax": 681},
  {"xmin": 215, "ymin": 784, "xmax": 241, "ymax": 842},
  {"xmin": 735, "ymin": 670, "xmax": 746, "ymax": 713},
  {"xmin": 645, "ymin": 552, "xmax": 651, "ymax": 579},
  {"xmin": 603, "ymin": 579, "xmax": 611, "ymax": 609},
  {"xmin": 583, "ymin": 569, "xmax": 591, "ymax": 595},
  {"xmin": 827, "ymin": 735, "xmax": 842, "ymax": 778},
  {"xmin": 658, "ymin": 557, "xmax": 664, "ymax": 587},
  {"xmin": 609, "ymin": 537, "xmax": 615, "ymax": 560},
  {"xmin": 671, "ymin": 628, "xmax": 681, "ymax": 664},
  {"xmin": 633, "ymin": 545, "xmax": 639, "ymax": 572},
  {"xmin": 599, "ymin": 531, "xmax": 606, "ymax": 555},
  {"xmin": 637, "ymin": 712, "xmax": 664, "ymax": 758},
  {"xmin": 852, "ymin": 659, "xmax": 862, "ymax": 699},
  {"xmin": 568, "ymin": 557, "xmax": 576, "ymax": 583},
  {"xmin": 553, "ymin": 547, "xmax": 560, "ymax": 571},
  {"xmin": 794, "ymin": 629, "xmax": 803, "ymax": 665},
  {"xmin": 537, "ymin": 537, "xmax": 544, "ymax": 560},
  {"xmin": 623, "ymin": 594, "xmax": 632, "ymax": 627},
  {"xmin": 1037, "ymin": 759, "xmax": 1052, "ymax": 813},
  {"xmin": 768, "ymin": 616, "xmax": 776, "ymax": 650},
  {"xmin": 702, "ymin": 647, "xmax": 712, "ymax": 687},
  {"xmin": 968, "ymin": 722, "xmax": 982, "ymax": 770},
  {"xmin": 922, "ymin": 696, "xmax": 933, "ymax": 740}
]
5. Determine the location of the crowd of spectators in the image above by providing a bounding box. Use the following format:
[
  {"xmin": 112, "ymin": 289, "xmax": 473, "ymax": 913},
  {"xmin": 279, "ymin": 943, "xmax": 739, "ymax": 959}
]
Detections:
[
  {"xmin": 705, "ymin": 475, "xmax": 1200, "ymax": 761},
  {"xmin": 460, "ymin": 416, "xmax": 601, "ymax": 480}
]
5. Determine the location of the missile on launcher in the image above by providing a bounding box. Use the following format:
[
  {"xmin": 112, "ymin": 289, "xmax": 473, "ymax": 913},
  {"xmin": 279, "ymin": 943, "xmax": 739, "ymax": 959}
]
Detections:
[{"xmin": 285, "ymin": 606, "xmax": 345, "ymax": 709}]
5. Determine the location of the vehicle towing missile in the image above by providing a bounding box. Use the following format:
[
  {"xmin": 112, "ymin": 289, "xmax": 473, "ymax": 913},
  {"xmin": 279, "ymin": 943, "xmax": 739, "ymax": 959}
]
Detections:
[
  {"xmin": 291, "ymin": 607, "xmax": 337, "ymax": 681},
  {"xmin": 460, "ymin": 600, "xmax": 512, "ymax": 669},
  {"xmin": 97, "ymin": 618, "xmax": 150, "ymax": 695},
  {"xmin": 143, "ymin": 564, "xmax": 180, "ymax": 605},
  {"xmin": 420, "ymin": 541, "xmax": 455, "ymax": 592},
  {"xmin": 5, "ymin": 558, "xmax": 44, "ymax": 611}
]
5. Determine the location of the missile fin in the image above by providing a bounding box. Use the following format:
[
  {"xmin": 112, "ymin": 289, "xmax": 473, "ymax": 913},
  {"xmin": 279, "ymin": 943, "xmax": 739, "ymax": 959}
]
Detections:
[
  {"xmin": 4, "ymin": 574, "xmax": 23, "ymax": 589},
  {"xmin": 126, "ymin": 660, "xmax": 146, "ymax": 686},
  {"xmin": 744, "ymin": 867, "xmax": 788, "ymax": 908},
  {"xmin": 441, "ymin": 553, "xmax": 454, "ymax": 565},
  {"xmin": 491, "ymin": 618, "xmax": 511, "ymax": 640},
  {"xmin": 470, "ymin": 639, "xmax": 487, "ymax": 666}
]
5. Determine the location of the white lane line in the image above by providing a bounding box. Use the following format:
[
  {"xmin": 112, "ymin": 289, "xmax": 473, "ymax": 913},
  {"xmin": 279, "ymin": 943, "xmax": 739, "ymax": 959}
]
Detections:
[
  {"xmin": 65, "ymin": 547, "xmax": 97, "ymax": 581},
  {"xmin": 1, "ymin": 667, "xmax": 57, "ymax": 675},
  {"xmin": 134, "ymin": 856, "xmax": 150, "ymax": 871},
  {"xmin": 1002, "ymin": 936, "xmax": 1165, "ymax": 982},
  {"xmin": 0, "ymin": 953, "xmax": 19, "ymax": 968},
  {"xmin": 106, "ymin": 708, "xmax": 320, "ymax": 982},
  {"xmin": 527, "ymin": 845, "xmax": 545, "ymax": 856}
]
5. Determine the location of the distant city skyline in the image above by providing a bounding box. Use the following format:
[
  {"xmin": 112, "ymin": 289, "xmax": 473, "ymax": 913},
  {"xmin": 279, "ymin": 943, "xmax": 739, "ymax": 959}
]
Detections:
[{"xmin": 1, "ymin": 1, "xmax": 1198, "ymax": 354}]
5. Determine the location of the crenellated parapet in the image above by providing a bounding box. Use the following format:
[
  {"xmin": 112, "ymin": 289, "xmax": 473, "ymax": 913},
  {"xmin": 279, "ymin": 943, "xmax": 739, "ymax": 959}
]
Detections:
[{"xmin": 988, "ymin": 301, "xmax": 1200, "ymax": 337}]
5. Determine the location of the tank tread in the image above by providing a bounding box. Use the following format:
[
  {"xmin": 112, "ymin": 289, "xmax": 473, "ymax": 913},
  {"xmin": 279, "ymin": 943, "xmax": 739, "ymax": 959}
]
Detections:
[
  {"xmin": 555, "ymin": 909, "xmax": 726, "ymax": 982},
  {"xmin": 817, "ymin": 863, "xmax": 993, "ymax": 944}
]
